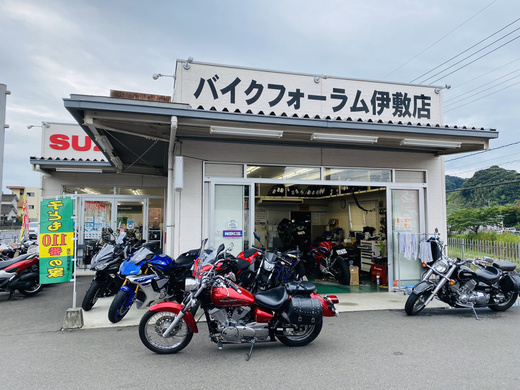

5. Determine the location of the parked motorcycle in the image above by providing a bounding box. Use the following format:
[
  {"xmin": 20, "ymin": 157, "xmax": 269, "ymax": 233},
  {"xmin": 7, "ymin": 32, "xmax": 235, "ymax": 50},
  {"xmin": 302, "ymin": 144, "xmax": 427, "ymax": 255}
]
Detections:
[
  {"xmin": 250, "ymin": 233, "xmax": 305, "ymax": 292},
  {"xmin": 138, "ymin": 240, "xmax": 339, "ymax": 360},
  {"xmin": 81, "ymin": 230, "xmax": 141, "ymax": 311},
  {"xmin": 108, "ymin": 241, "xmax": 198, "ymax": 323},
  {"xmin": 306, "ymin": 235, "xmax": 351, "ymax": 285},
  {"xmin": 405, "ymin": 237, "xmax": 520, "ymax": 319},
  {"xmin": 0, "ymin": 247, "xmax": 42, "ymax": 299}
]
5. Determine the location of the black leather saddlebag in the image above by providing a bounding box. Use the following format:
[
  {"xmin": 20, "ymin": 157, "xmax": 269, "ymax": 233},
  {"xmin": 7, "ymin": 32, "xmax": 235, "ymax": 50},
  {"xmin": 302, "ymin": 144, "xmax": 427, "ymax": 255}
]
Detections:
[
  {"xmin": 287, "ymin": 296, "xmax": 322, "ymax": 325},
  {"xmin": 501, "ymin": 272, "xmax": 520, "ymax": 293}
]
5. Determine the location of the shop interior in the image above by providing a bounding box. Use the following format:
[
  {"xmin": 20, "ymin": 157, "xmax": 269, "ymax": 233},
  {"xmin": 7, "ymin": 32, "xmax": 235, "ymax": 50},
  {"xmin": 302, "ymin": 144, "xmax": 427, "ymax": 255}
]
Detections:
[{"xmin": 253, "ymin": 183, "xmax": 388, "ymax": 293}]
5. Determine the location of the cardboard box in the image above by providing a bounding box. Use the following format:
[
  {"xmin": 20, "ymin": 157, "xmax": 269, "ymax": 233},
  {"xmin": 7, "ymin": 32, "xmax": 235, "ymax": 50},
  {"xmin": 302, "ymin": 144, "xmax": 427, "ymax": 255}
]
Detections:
[{"xmin": 349, "ymin": 266, "xmax": 359, "ymax": 286}]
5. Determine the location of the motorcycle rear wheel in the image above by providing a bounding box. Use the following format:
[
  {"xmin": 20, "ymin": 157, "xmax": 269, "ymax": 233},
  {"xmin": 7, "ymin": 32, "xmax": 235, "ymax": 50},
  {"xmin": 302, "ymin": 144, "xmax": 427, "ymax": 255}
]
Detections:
[
  {"xmin": 108, "ymin": 289, "xmax": 134, "ymax": 323},
  {"xmin": 405, "ymin": 291, "xmax": 433, "ymax": 315},
  {"xmin": 82, "ymin": 280, "xmax": 103, "ymax": 311},
  {"xmin": 139, "ymin": 310, "xmax": 193, "ymax": 354},
  {"xmin": 18, "ymin": 282, "xmax": 43, "ymax": 296},
  {"xmin": 276, "ymin": 321, "xmax": 322, "ymax": 347},
  {"xmin": 488, "ymin": 291, "xmax": 518, "ymax": 312}
]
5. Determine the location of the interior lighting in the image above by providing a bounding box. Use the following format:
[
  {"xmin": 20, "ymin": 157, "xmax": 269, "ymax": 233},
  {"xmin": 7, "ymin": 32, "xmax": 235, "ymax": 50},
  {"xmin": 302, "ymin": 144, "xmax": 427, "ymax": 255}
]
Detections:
[
  {"xmin": 56, "ymin": 168, "xmax": 103, "ymax": 173},
  {"xmin": 311, "ymin": 133, "xmax": 378, "ymax": 144},
  {"xmin": 210, "ymin": 126, "xmax": 283, "ymax": 138},
  {"xmin": 400, "ymin": 138, "xmax": 461, "ymax": 148}
]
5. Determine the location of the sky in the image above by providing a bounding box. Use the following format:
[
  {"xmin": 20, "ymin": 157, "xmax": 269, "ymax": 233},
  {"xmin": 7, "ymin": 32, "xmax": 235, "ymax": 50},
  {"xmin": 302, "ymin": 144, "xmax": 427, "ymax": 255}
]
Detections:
[{"xmin": 1, "ymin": 0, "xmax": 519, "ymax": 191}]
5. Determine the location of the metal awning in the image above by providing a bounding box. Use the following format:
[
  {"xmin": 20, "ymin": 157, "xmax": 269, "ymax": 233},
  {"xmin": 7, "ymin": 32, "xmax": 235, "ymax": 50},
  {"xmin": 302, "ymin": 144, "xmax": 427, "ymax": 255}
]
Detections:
[{"xmin": 63, "ymin": 94, "xmax": 498, "ymax": 175}]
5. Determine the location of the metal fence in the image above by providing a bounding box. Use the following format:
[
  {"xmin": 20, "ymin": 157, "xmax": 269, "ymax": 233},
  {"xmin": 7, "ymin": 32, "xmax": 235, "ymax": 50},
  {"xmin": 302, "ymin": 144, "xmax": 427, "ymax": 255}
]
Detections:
[{"xmin": 448, "ymin": 238, "xmax": 520, "ymax": 267}]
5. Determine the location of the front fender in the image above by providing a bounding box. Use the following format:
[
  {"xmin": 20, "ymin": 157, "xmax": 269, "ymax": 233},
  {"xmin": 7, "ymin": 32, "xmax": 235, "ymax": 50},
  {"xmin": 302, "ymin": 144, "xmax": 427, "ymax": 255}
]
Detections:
[
  {"xmin": 413, "ymin": 280, "xmax": 436, "ymax": 294},
  {"xmin": 148, "ymin": 302, "xmax": 198, "ymax": 333}
]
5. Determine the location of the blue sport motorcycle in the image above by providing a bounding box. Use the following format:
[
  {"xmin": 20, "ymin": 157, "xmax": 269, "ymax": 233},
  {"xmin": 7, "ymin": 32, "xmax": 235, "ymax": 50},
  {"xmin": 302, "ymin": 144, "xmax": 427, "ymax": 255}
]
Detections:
[{"xmin": 107, "ymin": 241, "xmax": 198, "ymax": 323}]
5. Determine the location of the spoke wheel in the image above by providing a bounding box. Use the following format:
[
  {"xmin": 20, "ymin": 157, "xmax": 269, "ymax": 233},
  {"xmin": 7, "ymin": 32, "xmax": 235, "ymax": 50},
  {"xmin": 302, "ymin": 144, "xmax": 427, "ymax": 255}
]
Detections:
[
  {"xmin": 488, "ymin": 291, "xmax": 518, "ymax": 312},
  {"xmin": 276, "ymin": 321, "xmax": 322, "ymax": 347},
  {"xmin": 405, "ymin": 291, "xmax": 432, "ymax": 315},
  {"xmin": 139, "ymin": 310, "xmax": 193, "ymax": 354}
]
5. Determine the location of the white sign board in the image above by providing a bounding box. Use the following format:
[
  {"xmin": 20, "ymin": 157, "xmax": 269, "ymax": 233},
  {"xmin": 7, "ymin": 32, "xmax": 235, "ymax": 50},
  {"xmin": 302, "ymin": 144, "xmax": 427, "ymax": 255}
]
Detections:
[
  {"xmin": 174, "ymin": 61, "xmax": 443, "ymax": 125},
  {"xmin": 41, "ymin": 122, "xmax": 106, "ymax": 161}
]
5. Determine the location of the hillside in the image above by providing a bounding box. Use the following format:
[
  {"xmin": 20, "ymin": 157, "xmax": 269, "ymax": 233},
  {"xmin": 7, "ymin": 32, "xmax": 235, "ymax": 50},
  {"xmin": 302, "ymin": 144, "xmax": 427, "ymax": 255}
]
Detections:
[{"xmin": 446, "ymin": 166, "xmax": 520, "ymax": 212}]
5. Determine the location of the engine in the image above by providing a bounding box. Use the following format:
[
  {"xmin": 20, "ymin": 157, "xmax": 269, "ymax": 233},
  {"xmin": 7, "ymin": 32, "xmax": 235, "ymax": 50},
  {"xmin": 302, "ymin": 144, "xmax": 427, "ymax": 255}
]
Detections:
[
  {"xmin": 208, "ymin": 306, "xmax": 270, "ymax": 342},
  {"xmin": 449, "ymin": 279, "xmax": 490, "ymax": 306}
]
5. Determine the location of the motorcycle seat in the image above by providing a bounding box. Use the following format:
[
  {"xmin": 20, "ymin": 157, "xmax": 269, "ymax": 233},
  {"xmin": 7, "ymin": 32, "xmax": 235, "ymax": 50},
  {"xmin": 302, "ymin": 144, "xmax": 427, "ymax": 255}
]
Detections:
[
  {"xmin": 285, "ymin": 281, "xmax": 317, "ymax": 296},
  {"xmin": 254, "ymin": 286, "xmax": 289, "ymax": 311},
  {"xmin": 236, "ymin": 259, "xmax": 251, "ymax": 271},
  {"xmin": 493, "ymin": 261, "xmax": 517, "ymax": 272},
  {"xmin": 0, "ymin": 258, "xmax": 21, "ymax": 270},
  {"xmin": 476, "ymin": 266, "xmax": 500, "ymax": 284}
]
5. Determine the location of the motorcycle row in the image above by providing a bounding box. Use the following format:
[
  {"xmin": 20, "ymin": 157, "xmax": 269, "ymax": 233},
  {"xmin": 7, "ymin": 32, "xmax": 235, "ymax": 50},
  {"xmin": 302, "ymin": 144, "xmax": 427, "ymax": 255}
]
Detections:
[{"xmin": 3, "ymin": 226, "xmax": 520, "ymax": 359}]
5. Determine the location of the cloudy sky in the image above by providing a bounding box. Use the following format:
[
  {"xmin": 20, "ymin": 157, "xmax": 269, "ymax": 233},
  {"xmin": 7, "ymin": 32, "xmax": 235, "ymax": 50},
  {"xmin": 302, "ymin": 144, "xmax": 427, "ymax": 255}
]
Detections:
[{"xmin": 1, "ymin": 0, "xmax": 519, "ymax": 190}]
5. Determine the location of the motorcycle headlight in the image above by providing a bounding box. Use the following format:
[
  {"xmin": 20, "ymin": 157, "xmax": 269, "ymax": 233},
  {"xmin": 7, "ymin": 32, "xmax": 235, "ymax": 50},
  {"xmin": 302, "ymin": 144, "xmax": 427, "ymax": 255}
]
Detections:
[
  {"xmin": 184, "ymin": 277, "xmax": 198, "ymax": 291},
  {"xmin": 433, "ymin": 259, "xmax": 449, "ymax": 273},
  {"xmin": 94, "ymin": 263, "xmax": 108, "ymax": 271},
  {"xmin": 263, "ymin": 261, "xmax": 275, "ymax": 271}
]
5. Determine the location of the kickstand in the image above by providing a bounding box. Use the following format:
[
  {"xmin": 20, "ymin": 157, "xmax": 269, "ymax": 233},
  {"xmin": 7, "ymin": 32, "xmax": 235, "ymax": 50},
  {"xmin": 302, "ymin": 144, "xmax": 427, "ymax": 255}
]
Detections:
[
  {"xmin": 8, "ymin": 290, "xmax": 15, "ymax": 300},
  {"xmin": 246, "ymin": 339, "xmax": 256, "ymax": 361},
  {"xmin": 471, "ymin": 305, "xmax": 480, "ymax": 321}
]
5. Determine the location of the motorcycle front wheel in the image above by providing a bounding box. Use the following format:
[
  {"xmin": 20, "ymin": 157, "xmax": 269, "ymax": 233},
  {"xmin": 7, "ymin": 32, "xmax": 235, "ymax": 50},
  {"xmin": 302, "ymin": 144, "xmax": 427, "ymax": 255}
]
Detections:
[
  {"xmin": 139, "ymin": 310, "xmax": 193, "ymax": 354},
  {"xmin": 82, "ymin": 280, "xmax": 103, "ymax": 311},
  {"xmin": 108, "ymin": 289, "xmax": 134, "ymax": 323},
  {"xmin": 276, "ymin": 321, "xmax": 322, "ymax": 347},
  {"xmin": 405, "ymin": 291, "xmax": 433, "ymax": 315},
  {"xmin": 488, "ymin": 291, "xmax": 518, "ymax": 312}
]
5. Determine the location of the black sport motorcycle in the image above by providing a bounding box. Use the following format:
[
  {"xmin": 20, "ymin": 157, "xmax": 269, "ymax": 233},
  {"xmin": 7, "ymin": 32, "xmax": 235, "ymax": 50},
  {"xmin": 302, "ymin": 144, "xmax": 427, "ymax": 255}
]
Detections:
[
  {"xmin": 82, "ymin": 230, "xmax": 143, "ymax": 311},
  {"xmin": 405, "ymin": 239, "xmax": 520, "ymax": 319}
]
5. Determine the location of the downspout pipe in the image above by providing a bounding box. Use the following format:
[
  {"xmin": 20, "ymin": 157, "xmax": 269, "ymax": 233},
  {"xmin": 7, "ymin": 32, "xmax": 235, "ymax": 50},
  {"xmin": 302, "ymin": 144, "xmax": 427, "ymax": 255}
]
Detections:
[{"xmin": 165, "ymin": 116, "xmax": 178, "ymax": 257}]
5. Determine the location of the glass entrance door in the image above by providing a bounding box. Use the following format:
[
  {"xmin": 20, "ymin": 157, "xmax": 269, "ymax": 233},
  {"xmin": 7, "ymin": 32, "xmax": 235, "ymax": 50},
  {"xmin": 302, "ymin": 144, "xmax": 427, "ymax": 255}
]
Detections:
[
  {"xmin": 211, "ymin": 184, "xmax": 251, "ymax": 256},
  {"xmin": 391, "ymin": 189, "xmax": 424, "ymax": 288},
  {"xmin": 117, "ymin": 200, "xmax": 147, "ymax": 242}
]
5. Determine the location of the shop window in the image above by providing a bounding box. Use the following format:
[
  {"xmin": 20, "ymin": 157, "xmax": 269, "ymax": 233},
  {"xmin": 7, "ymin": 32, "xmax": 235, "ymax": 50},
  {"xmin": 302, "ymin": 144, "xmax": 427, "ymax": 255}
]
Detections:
[
  {"xmin": 394, "ymin": 170, "xmax": 426, "ymax": 183},
  {"xmin": 325, "ymin": 168, "xmax": 391, "ymax": 182},
  {"xmin": 27, "ymin": 192, "xmax": 35, "ymax": 197},
  {"xmin": 247, "ymin": 165, "xmax": 320, "ymax": 180}
]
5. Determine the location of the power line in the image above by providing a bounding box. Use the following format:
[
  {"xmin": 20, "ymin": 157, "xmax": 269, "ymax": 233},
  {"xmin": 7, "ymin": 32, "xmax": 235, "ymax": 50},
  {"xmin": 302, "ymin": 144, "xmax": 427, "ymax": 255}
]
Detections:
[
  {"xmin": 446, "ymin": 141, "xmax": 520, "ymax": 162},
  {"xmin": 449, "ymin": 57, "xmax": 520, "ymax": 90},
  {"xmin": 423, "ymin": 31, "xmax": 520, "ymax": 84},
  {"xmin": 446, "ymin": 178, "xmax": 520, "ymax": 193},
  {"xmin": 446, "ymin": 159, "xmax": 520, "ymax": 177},
  {"xmin": 444, "ymin": 79, "xmax": 520, "ymax": 112},
  {"xmin": 382, "ymin": 0, "xmax": 498, "ymax": 80},
  {"xmin": 445, "ymin": 68, "xmax": 520, "ymax": 103},
  {"xmin": 410, "ymin": 17, "xmax": 520, "ymax": 83}
]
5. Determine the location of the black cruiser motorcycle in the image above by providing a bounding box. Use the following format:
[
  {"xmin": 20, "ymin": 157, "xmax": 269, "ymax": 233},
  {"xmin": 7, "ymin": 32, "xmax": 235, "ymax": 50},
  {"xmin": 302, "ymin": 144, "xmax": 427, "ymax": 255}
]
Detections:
[{"xmin": 405, "ymin": 239, "xmax": 520, "ymax": 319}]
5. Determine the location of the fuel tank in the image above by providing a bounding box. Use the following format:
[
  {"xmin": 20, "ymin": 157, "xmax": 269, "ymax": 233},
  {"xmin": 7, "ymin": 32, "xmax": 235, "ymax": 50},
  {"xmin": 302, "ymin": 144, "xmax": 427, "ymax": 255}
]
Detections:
[{"xmin": 211, "ymin": 284, "xmax": 255, "ymax": 307}]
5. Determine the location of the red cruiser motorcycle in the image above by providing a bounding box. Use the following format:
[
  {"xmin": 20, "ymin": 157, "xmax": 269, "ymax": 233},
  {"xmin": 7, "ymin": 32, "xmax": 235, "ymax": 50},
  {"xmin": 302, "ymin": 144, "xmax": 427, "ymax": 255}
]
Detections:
[
  {"xmin": 139, "ymin": 241, "xmax": 339, "ymax": 360},
  {"xmin": 0, "ymin": 249, "xmax": 42, "ymax": 299}
]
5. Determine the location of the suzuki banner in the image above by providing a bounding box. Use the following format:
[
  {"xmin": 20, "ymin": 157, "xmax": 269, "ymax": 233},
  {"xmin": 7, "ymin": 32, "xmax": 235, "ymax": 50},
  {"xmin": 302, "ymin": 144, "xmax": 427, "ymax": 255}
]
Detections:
[{"xmin": 39, "ymin": 198, "xmax": 75, "ymax": 284}]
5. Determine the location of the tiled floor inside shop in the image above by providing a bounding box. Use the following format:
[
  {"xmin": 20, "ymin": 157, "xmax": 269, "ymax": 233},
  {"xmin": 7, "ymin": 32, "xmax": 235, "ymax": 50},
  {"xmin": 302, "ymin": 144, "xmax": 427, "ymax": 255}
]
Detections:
[{"xmin": 312, "ymin": 275, "xmax": 388, "ymax": 294}]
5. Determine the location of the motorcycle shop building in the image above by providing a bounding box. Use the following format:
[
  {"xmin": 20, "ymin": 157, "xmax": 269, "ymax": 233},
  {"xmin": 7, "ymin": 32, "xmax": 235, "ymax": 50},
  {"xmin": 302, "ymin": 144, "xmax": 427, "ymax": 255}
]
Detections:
[{"xmin": 32, "ymin": 60, "xmax": 498, "ymax": 292}]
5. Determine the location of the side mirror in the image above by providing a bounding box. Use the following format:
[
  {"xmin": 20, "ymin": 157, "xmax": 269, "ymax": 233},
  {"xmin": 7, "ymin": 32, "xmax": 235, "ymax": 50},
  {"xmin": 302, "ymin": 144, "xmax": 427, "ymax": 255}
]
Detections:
[
  {"xmin": 254, "ymin": 232, "xmax": 261, "ymax": 242},
  {"xmin": 217, "ymin": 243, "xmax": 225, "ymax": 254}
]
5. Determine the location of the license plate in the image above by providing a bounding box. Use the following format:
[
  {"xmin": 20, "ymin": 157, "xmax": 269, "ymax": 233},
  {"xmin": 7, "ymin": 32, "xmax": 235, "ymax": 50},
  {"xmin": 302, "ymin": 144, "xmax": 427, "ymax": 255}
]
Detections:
[{"xmin": 336, "ymin": 249, "xmax": 347, "ymax": 255}]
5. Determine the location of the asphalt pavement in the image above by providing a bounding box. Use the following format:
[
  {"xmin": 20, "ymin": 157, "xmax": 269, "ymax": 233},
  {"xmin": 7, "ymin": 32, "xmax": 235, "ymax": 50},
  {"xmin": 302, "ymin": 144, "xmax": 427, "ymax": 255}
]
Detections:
[{"xmin": 2, "ymin": 273, "xmax": 520, "ymax": 389}]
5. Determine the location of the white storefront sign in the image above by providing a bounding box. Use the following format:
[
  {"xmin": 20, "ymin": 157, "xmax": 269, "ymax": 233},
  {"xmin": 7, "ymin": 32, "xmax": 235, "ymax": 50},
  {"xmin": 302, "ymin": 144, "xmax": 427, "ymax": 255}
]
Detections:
[
  {"xmin": 41, "ymin": 122, "xmax": 106, "ymax": 160},
  {"xmin": 174, "ymin": 61, "xmax": 443, "ymax": 125}
]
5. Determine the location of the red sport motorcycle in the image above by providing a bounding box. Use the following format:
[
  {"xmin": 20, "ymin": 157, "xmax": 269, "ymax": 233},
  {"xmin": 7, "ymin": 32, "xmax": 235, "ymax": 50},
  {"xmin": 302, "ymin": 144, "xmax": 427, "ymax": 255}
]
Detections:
[
  {"xmin": 0, "ymin": 249, "xmax": 42, "ymax": 299},
  {"xmin": 307, "ymin": 239, "xmax": 351, "ymax": 285},
  {"xmin": 139, "ymin": 240, "xmax": 339, "ymax": 360}
]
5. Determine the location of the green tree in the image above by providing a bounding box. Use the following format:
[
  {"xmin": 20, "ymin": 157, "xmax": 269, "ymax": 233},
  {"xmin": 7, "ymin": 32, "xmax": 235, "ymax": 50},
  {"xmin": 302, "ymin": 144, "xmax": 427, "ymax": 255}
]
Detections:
[{"xmin": 447, "ymin": 206, "xmax": 502, "ymax": 234}]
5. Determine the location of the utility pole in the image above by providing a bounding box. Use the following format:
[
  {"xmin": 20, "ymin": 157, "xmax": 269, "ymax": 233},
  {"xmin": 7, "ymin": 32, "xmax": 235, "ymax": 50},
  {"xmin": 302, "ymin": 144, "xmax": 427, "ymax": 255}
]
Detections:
[{"xmin": 0, "ymin": 84, "xmax": 10, "ymax": 211}]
